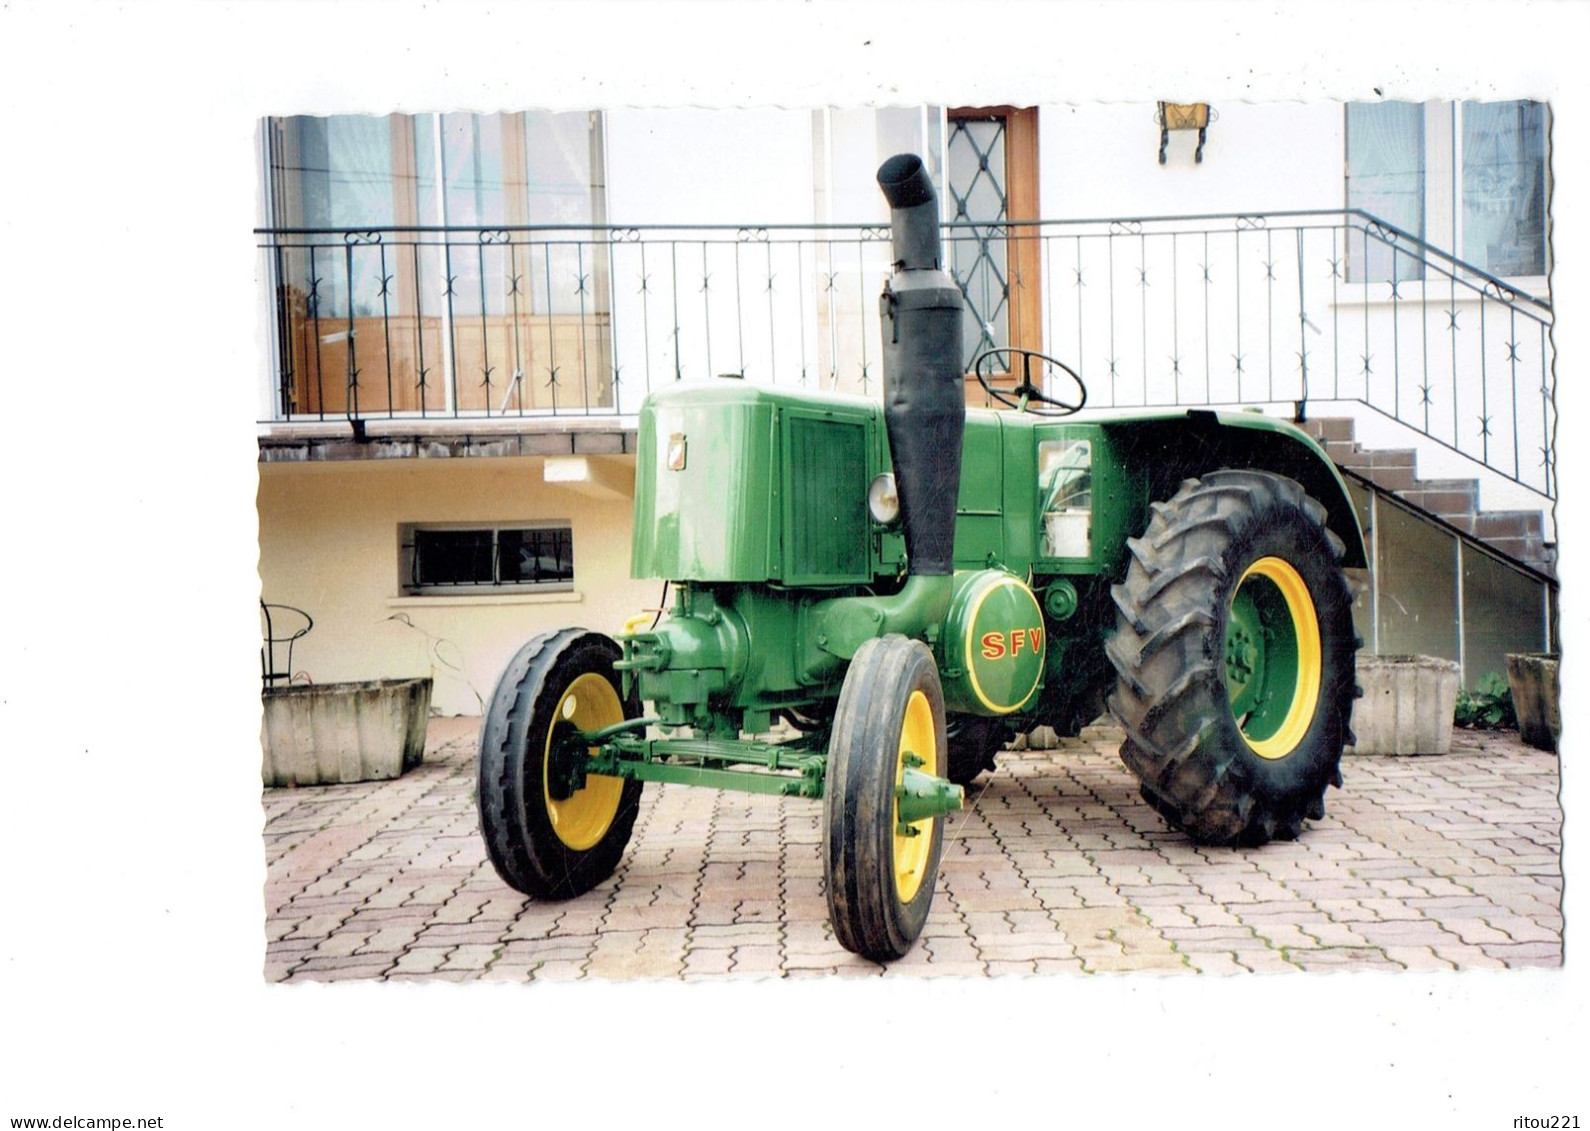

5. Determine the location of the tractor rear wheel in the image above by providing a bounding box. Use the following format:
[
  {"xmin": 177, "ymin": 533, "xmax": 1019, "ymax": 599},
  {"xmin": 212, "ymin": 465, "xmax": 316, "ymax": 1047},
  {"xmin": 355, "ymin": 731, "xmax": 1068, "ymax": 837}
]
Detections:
[
  {"xmin": 1106, "ymin": 470, "xmax": 1359, "ymax": 846},
  {"xmin": 825, "ymin": 635, "xmax": 947, "ymax": 960},
  {"xmin": 478, "ymin": 629, "xmax": 643, "ymax": 899}
]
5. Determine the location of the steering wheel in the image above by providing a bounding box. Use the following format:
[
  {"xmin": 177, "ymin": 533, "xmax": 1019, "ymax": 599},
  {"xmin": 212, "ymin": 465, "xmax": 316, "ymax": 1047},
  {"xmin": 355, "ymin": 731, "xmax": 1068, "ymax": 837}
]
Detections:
[{"xmin": 971, "ymin": 347, "xmax": 1088, "ymax": 417}]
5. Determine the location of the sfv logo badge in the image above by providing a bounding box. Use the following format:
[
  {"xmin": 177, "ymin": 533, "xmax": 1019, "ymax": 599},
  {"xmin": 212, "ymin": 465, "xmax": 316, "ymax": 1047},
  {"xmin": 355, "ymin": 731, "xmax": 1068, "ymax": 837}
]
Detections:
[{"xmin": 980, "ymin": 627, "xmax": 1045, "ymax": 660}]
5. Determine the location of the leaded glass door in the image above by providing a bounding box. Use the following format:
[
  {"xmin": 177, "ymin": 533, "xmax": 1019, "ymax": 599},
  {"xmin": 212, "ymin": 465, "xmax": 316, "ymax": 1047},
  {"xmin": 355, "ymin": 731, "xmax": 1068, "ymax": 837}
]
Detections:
[{"xmin": 946, "ymin": 107, "xmax": 1041, "ymax": 392}]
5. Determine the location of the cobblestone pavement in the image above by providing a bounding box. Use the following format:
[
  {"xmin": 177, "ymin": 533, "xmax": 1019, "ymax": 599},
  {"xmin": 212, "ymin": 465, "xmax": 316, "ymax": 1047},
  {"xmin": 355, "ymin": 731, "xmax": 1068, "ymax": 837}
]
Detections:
[{"xmin": 263, "ymin": 718, "xmax": 1563, "ymax": 982}]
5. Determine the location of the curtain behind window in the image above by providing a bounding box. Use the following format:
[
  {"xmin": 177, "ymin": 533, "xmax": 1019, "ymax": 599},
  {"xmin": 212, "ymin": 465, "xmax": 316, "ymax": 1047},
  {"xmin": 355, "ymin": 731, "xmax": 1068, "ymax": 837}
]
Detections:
[
  {"xmin": 1346, "ymin": 102, "xmax": 1424, "ymax": 283},
  {"xmin": 1463, "ymin": 101, "xmax": 1547, "ymax": 277}
]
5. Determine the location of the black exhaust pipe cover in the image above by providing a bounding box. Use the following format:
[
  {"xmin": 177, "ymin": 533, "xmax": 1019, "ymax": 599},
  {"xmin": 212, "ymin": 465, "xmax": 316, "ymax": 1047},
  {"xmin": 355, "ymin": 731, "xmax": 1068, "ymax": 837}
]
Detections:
[{"xmin": 877, "ymin": 154, "xmax": 966, "ymax": 578}]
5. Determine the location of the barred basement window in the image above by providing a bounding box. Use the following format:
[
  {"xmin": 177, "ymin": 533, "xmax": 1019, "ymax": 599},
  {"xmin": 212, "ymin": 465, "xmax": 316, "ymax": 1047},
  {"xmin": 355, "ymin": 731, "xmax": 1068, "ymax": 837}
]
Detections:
[{"xmin": 400, "ymin": 523, "xmax": 573, "ymax": 594}]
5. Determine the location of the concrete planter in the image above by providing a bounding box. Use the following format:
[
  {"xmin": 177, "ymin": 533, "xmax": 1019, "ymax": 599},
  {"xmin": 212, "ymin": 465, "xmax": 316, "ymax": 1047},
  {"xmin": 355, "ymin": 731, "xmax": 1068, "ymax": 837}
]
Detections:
[
  {"xmin": 1506, "ymin": 653, "xmax": 1560, "ymax": 752},
  {"xmin": 1347, "ymin": 655, "xmax": 1459, "ymax": 756},
  {"xmin": 262, "ymin": 677, "xmax": 432, "ymax": 787}
]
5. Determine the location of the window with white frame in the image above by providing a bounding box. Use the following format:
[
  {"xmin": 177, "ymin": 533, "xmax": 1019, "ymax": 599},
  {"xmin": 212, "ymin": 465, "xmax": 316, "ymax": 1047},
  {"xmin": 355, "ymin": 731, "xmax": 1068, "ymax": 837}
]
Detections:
[
  {"xmin": 1346, "ymin": 100, "xmax": 1549, "ymax": 285},
  {"xmin": 400, "ymin": 523, "xmax": 574, "ymax": 594}
]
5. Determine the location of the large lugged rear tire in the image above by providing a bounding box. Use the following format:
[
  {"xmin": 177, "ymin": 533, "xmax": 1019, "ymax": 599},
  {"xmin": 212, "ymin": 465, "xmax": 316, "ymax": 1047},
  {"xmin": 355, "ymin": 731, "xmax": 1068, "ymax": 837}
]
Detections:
[
  {"xmin": 825, "ymin": 635, "xmax": 948, "ymax": 960},
  {"xmin": 1106, "ymin": 470, "xmax": 1359, "ymax": 846},
  {"xmin": 478, "ymin": 629, "xmax": 643, "ymax": 899}
]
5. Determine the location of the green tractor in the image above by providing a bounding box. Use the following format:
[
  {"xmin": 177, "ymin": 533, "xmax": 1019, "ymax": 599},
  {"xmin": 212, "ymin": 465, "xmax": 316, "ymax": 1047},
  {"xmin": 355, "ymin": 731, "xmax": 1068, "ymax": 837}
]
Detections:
[{"xmin": 478, "ymin": 154, "xmax": 1364, "ymax": 960}]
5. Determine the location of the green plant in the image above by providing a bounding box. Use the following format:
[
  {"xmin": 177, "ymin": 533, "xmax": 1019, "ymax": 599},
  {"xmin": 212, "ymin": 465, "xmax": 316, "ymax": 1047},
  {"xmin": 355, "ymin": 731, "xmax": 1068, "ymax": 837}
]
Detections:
[{"xmin": 1454, "ymin": 672, "xmax": 1517, "ymax": 729}]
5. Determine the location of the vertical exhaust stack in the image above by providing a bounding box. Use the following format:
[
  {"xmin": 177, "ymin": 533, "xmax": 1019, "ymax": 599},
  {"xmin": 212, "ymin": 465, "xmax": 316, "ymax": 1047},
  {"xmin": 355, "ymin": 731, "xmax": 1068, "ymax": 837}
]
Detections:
[{"xmin": 877, "ymin": 154, "xmax": 965, "ymax": 578}]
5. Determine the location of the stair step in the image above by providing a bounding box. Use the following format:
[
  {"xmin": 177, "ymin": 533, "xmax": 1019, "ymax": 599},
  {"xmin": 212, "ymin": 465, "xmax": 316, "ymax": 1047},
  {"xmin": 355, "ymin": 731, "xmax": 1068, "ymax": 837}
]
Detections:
[
  {"xmin": 1301, "ymin": 417, "xmax": 1357, "ymax": 443},
  {"xmin": 1335, "ymin": 447, "xmax": 1417, "ymax": 470},
  {"xmin": 1405, "ymin": 477, "xmax": 1481, "ymax": 495},
  {"xmin": 1356, "ymin": 466, "xmax": 1419, "ymax": 493},
  {"xmin": 1396, "ymin": 484, "xmax": 1480, "ymax": 519},
  {"xmin": 1464, "ymin": 511, "xmax": 1545, "ymax": 540}
]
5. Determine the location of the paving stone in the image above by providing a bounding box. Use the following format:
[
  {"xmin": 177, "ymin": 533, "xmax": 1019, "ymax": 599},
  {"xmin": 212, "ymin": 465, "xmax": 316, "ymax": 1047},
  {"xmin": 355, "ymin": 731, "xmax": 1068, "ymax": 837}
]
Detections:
[
  {"xmin": 1381, "ymin": 946, "xmax": 1458, "ymax": 972},
  {"xmin": 1082, "ymin": 953, "xmax": 1190, "ymax": 974},
  {"xmin": 527, "ymin": 960, "xmax": 590, "ymax": 982},
  {"xmin": 730, "ymin": 945, "xmax": 784, "ymax": 977},
  {"xmin": 1429, "ymin": 916, "xmax": 1516, "ymax": 946},
  {"xmin": 390, "ymin": 947, "xmax": 452, "ymax": 975},
  {"xmin": 681, "ymin": 948, "xmax": 736, "ymax": 978},
  {"xmin": 1477, "ymin": 942, "xmax": 1563, "ymax": 967},
  {"xmin": 1286, "ymin": 947, "xmax": 1403, "ymax": 972},
  {"xmin": 1182, "ymin": 952, "xmax": 1249, "ymax": 976},
  {"xmin": 1484, "ymin": 915, "xmax": 1562, "ymax": 944},
  {"xmin": 442, "ymin": 944, "xmax": 500, "ymax": 971},
  {"xmin": 290, "ymin": 960, "xmax": 397, "ymax": 982},
  {"xmin": 500, "ymin": 937, "xmax": 598, "ymax": 964}
]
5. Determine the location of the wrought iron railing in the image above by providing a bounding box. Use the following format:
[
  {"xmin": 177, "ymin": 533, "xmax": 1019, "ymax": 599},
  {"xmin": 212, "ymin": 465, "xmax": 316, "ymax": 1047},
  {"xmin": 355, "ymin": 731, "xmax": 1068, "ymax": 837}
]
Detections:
[{"xmin": 257, "ymin": 209, "xmax": 1554, "ymax": 498}]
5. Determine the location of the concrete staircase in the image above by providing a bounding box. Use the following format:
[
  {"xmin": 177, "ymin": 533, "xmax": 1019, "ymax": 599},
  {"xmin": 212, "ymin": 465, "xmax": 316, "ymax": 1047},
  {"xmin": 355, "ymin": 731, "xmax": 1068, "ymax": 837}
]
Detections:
[{"xmin": 1299, "ymin": 417, "xmax": 1554, "ymax": 578}]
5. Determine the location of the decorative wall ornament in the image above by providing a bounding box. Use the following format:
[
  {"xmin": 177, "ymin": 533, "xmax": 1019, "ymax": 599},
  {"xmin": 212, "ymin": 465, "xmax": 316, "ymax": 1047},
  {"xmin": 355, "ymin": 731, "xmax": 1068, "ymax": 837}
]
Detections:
[{"xmin": 1157, "ymin": 102, "xmax": 1215, "ymax": 164}]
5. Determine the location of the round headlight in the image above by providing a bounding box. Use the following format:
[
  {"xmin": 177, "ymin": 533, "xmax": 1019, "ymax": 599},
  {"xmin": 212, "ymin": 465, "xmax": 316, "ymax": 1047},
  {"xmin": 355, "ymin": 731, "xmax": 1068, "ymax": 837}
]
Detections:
[{"xmin": 867, "ymin": 473, "xmax": 901, "ymax": 525}]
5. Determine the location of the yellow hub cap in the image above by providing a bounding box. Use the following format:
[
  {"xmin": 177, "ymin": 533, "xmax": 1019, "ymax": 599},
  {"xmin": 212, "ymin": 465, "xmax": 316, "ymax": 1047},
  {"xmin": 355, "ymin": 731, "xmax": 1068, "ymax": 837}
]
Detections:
[
  {"xmin": 1228, "ymin": 557, "xmax": 1322, "ymax": 760},
  {"xmin": 542, "ymin": 672, "xmax": 626, "ymax": 850},
  {"xmin": 893, "ymin": 690, "xmax": 937, "ymax": 903}
]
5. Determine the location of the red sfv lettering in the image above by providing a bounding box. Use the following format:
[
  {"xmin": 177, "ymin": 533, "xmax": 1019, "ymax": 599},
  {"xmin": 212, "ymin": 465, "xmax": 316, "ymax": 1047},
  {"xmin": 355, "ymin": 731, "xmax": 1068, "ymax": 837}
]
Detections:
[{"xmin": 980, "ymin": 627, "xmax": 1044, "ymax": 661}]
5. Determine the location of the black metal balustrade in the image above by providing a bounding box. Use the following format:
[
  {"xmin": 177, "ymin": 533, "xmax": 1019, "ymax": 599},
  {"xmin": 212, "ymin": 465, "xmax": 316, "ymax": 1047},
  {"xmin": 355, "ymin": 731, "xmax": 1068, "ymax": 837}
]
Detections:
[{"xmin": 258, "ymin": 209, "xmax": 1554, "ymax": 499}]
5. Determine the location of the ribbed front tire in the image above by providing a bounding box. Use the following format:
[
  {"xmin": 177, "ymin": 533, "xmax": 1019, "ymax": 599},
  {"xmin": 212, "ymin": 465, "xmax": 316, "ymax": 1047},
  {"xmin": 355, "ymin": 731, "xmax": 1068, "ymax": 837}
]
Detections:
[
  {"xmin": 477, "ymin": 629, "xmax": 643, "ymax": 899},
  {"xmin": 825, "ymin": 635, "xmax": 947, "ymax": 960}
]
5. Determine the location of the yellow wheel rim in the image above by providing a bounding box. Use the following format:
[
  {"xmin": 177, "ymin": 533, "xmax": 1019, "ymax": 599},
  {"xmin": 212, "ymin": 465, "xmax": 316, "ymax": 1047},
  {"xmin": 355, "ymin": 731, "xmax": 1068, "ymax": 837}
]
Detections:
[
  {"xmin": 542, "ymin": 672, "xmax": 626, "ymax": 850},
  {"xmin": 893, "ymin": 690, "xmax": 937, "ymax": 903},
  {"xmin": 1227, "ymin": 557, "xmax": 1322, "ymax": 760}
]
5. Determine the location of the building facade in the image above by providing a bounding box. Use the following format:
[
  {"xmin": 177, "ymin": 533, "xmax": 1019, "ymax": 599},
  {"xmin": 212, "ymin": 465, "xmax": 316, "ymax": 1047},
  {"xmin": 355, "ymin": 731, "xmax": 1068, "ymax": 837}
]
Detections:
[{"xmin": 257, "ymin": 103, "xmax": 1555, "ymax": 715}]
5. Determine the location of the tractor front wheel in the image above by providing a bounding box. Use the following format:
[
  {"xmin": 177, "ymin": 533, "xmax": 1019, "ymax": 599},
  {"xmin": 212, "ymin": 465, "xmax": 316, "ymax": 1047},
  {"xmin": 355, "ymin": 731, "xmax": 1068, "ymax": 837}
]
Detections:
[
  {"xmin": 477, "ymin": 629, "xmax": 643, "ymax": 899},
  {"xmin": 825, "ymin": 635, "xmax": 948, "ymax": 960},
  {"xmin": 1106, "ymin": 470, "xmax": 1359, "ymax": 846}
]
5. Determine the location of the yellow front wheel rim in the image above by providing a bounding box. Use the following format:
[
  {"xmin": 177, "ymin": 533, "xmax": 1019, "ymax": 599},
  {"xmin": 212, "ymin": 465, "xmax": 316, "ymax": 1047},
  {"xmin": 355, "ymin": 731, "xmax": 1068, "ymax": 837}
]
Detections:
[
  {"xmin": 893, "ymin": 690, "xmax": 937, "ymax": 903},
  {"xmin": 1227, "ymin": 557, "xmax": 1322, "ymax": 760},
  {"xmin": 542, "ymin": 672, "xmax": 626, "ymax": 850}
]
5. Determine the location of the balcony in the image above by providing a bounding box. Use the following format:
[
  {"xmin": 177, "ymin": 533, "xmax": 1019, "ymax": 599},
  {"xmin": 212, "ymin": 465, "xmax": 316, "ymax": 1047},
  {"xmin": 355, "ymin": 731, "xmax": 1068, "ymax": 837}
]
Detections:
[{"xmin": 257, "ymin": 210, "xmax": 1554, "ymax": 501}]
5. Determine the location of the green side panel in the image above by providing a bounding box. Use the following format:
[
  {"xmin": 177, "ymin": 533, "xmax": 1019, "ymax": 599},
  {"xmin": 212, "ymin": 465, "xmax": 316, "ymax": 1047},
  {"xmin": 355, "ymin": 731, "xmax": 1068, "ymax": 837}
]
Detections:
[
  {"xmin": 953, "ymin": 413, "xmax": 1005, "ymax": 569},
  {"xmin": 633, "ymin": 388, "xmax": 775, "ymax": 581},
  {"xmin": 631, "ymin": 383, "xmax": 883, "ymax": 583},
  {"xmin": 783, "ymin": 411, "xmax": 869, "ymax": 584}
]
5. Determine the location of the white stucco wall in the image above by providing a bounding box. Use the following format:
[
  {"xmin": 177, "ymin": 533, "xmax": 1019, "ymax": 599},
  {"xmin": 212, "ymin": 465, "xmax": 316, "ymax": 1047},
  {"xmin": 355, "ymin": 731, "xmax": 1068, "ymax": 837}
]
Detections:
[
  {"xmin": 1038, "ymin": 102, "xmax": 1347, "ymax": 219},
  {"xmin": 257, "ymin": 456, "xmax": 653, "ymax": 716}
]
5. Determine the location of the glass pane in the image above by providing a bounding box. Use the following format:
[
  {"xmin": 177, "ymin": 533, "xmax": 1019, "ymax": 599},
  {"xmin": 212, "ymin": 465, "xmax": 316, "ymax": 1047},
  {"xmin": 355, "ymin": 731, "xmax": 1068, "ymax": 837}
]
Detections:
[
  {"xmin": 1375, "ymin": 500, "xmax": 1458, "ymax": 662},
  {"xmin": 439, "ymin": 113, "xmax": 508, "ymax": 318},
  {"xmin": 414, "ymin": 529, "xmax": 495, "ymax": 586},
  {"xmin": 1463, "ymin": 100, "xmax": 1548, "ymax": 277},
  {"xmin": 1038, "ymin": 440, "xmax": 1092, "ymax": 558},
  {"xmin": 525, "ymin": 112, "xmax": 604, "ymax": 315},
  {"xmin": 1461, "ymin": 546, "xmax": 1547, "ymax": 686},
  {"xmin": 274, "ymin": 116, "xmax": 396, "ymax": 318},
  {"xmin": 499, "ymin": 528, "xmax": 573, "ymax": 585},
  {"xmin": 1345, "ymin": 102, "xmax": 1424, "ymax": 283},
  {"xmin": 947, "ymin": 116, "xmax": 1009, "ymax": 369}
]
